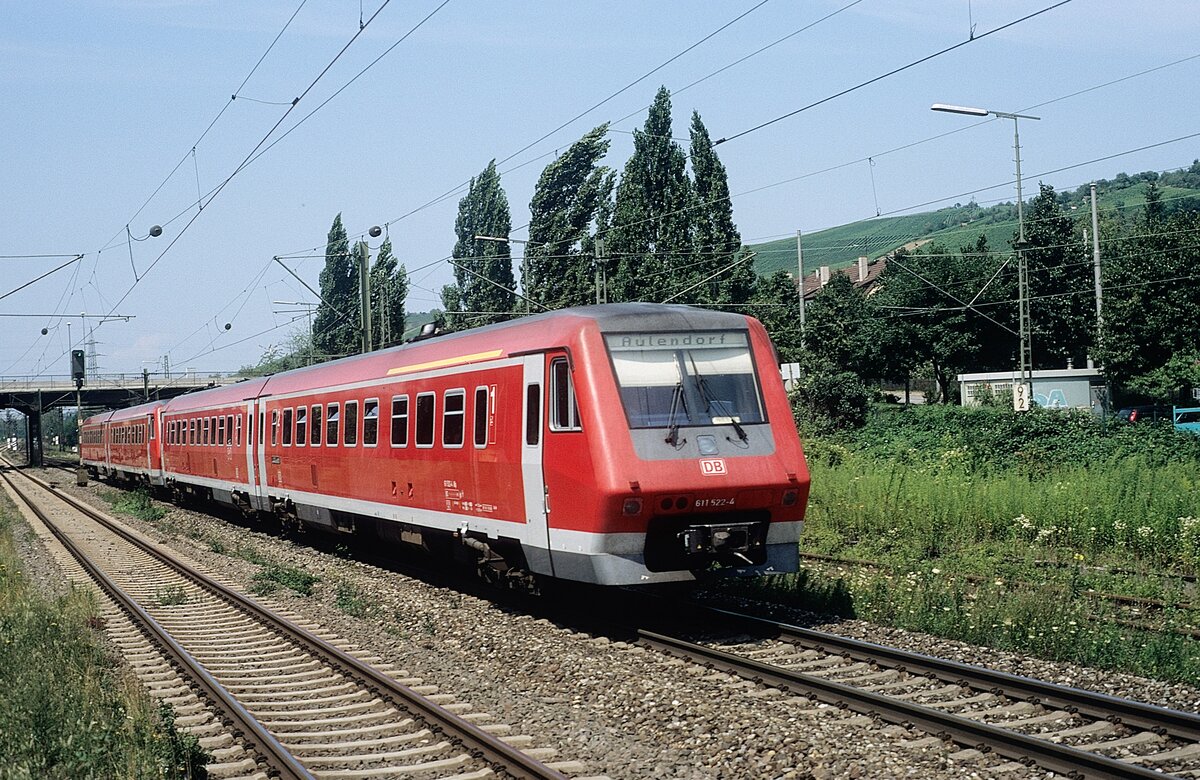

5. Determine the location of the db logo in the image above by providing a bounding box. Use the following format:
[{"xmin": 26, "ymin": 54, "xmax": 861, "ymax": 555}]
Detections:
[{"xmin": 699, "ymin": 458, "xmax": 727, "ymax": 476}]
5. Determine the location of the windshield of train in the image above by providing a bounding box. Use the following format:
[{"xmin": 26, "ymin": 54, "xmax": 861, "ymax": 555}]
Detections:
[{"xmin": 605, "ymin": 331, "xmax": 764, "ymax": 429}]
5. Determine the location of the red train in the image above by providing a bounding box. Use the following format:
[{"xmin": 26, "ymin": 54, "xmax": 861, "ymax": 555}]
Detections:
[{"xmin": 82, "ymin": 303, "xmax": 810, "ymax": 586}]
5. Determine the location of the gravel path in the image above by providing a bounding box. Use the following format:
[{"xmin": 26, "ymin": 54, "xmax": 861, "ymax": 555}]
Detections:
[{"xmin": 16, "ymin": 471, "xmax": 1198, "ymax": 778}]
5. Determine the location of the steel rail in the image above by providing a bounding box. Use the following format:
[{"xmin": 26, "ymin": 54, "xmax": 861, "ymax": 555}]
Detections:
[
  {"xmin": 639, "ymin": 628, "xmax": 1172, "ymax": 780},
  {"xmin": 0, "ymin": 468, "xmax": 313, "ymax": 780},
  {"xmin": 702, "ymin": 603, "xmax": 1200, "ymax": 743},
  {"xmin": 10, "ymin": 465, "xmax": 568, "ymax": 780}
]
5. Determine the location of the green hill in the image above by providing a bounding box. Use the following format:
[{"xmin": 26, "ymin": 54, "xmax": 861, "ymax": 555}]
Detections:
[{"xmin": 748, "ymin": 165, "xmax": 1200, "ymax": 277}]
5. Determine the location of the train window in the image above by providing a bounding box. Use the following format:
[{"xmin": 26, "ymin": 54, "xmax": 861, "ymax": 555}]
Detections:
[
  {"xmin": 236, "ymin": 415, "xmax": 242, "ymax": 447},
  {"xmin": 473, "ymin": 387, "xmax": 488, "ymax": 448},
  {"xmin": 390, "ymin": 395, "xmax": 409, "ymax": 448},
  {"xmin": 149, "ymin": 417, "xmax": 155, "ymax": 440},
  {"xmin": 363, "ymin": 399, "xmax": 379, "ymax": 447},
  {"xmin": 295, "ymin": 407, "xmax": 307, "ymax": 447},
  {"xmin": 271, "ymin": 410, "xmax": 279, "ymax": 446},
  {"xmin": 604, "ymin": 331, "xmax": 765, "ymax": 429},
  {"xmin": 310, "ymin": 405, "xmax": 321, "ymax": 446},
  {"xmin": 550, "ymin": 358, "xmax": 581, "ymax": 432},
  {"xmin": 415, "ymin": 393, "xmax": 435, "ymax": 448},
  {"xmin": 218, "ymin": 416, "xmax": 226, "ymax": 446},
  {"xmin": 227, "ymin": 415, "xmax": 234, "ymax": 445},
  {"xmin": 258, "ymin": 411, "xmax": 264, "ymax": 446},
  {"xmin": 326, "ymin": 404, "xmax": 339, "ymax": 446},
  {"xmin": 344, "ymin": 401, "xmax": 359, "ymax": 446},
  {"xmin": 443, "ymin": 390, "xmax": 465, "ymax": 448},
  {"xmin": 190, "ymin": 419, "xmax": 196, "ymax": 446},
  {"xmin": 200, "ymin": 418, "xmax": 207, "ymax": 446},
  {"xmin": 282, "ymin": 408, "xmax": 293, "ymax": 446},
  {"xmin": 525, "ymin": 384, "xmax": 541, "ymax": 446}
]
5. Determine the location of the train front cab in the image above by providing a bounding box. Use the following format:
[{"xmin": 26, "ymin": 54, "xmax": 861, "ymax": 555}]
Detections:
[{"xmin": 535, "ymin": 310, "xmax": 809, "ymax": 586}]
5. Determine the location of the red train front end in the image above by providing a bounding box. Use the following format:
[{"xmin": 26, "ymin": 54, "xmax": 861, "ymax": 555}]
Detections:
[{"xmin": 540, "ymin": 305, "xmax": 809, "ymax": 585}]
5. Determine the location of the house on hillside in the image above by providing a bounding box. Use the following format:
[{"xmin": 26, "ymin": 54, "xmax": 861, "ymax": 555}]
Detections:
[
  {"xmin": 794, "ymin": 240, "xmax": 930, "ymax": 299},
  {"xmin": 796, "ymin": 255, "xmax": 886, "ymax": 299}
]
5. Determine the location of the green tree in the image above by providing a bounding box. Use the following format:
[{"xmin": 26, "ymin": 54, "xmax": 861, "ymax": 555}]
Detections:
[
  {"xmin": 873, "ymin": 240, "xmax": 1015, "ymax": 402},
  {"xmin": 1021, "ymin": 183, "xmax": 1093, "ymax": 369},
  {"xmin": 689, "ymin": 110, "xmax": 755, "ymax": 305},
  {"xmin": 312, "ymin": 214, "xmax": 358, "ymax": 359},
  {"xmin": 750, "ymin": 270, "xmax": 804, "ymax": 363},
  {"xmin": 802, "ymin": 273, "xmax": 879, "ymax": 379},
  {"xmin": 442, "ymin": 161, "xmax": 514, "ymax": 329},
  {"xmin": 1098, "ymin": 194, "xmax": 1200, "ymax": 392},
  {"xmin": 369, "ymin": 238, "xmax": 408, "ymax": 347},
  {"xmin": 606, "ymin": 86, "xmax": 694, "ymax": 303},
  {"xmin": 525, "ymin": 124, "xmax": 611, "ymax": 309}
]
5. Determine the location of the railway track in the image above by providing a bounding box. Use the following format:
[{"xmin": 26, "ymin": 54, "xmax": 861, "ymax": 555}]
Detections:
[
  {"xmin": 635, "ymin": 599, "xmax": 1200, "ymax": 780},
  {"xmin": 1, "ymin": 463, "xmax": 580, "ymax": 780}
]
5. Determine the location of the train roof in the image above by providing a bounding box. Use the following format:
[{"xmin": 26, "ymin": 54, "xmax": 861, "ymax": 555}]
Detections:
[{"xmin": 124, "ymin": 304, "xmax": 757, "ymax": 414}]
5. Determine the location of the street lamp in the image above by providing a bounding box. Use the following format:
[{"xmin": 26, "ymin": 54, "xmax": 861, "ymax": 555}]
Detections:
[{"xmin": 932, "ymin": 103, "xmax": 1040, "ymax": 411}]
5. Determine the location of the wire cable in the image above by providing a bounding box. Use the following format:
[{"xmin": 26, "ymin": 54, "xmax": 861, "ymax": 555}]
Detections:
[{"xmin": 713, "ymin": 0, "xmax": 1074, "ymax": 146}]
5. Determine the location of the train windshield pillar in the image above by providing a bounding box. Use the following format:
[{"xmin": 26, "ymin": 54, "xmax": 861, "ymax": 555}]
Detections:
[{"xmin": 604, "ymin": 331, "xmax": 764, "ymax": 430}]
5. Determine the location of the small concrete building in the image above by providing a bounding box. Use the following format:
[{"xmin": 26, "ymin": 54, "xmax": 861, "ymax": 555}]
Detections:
[{"xmin": 958, "ymin": 368, "xmax": 1107, "ymax": 414}]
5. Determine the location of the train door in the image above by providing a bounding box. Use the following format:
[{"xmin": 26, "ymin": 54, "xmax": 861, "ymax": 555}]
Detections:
[
  {"xmin": 540, "ymin": 350, "xmax": 592, "ymax": 575},
  {"xmin": 254, "ymin": 398, "xmax": 269, "ymax": 510},
  {"xmin": 521, "ymin": 355, "xmax": 552, "ymax": 572},
  {"xmin": 244, "ymin": 400, "xmax": 256, "ymax": 500}
]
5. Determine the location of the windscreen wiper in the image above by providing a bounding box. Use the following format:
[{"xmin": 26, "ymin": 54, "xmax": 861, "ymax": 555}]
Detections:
[
  {"xmin": 689, "ymin": 355, "xmax": 749, "ymax": 444},
  {"xmin": 664, "ymin": 380, "xmax": 689, "ymax": 448}
]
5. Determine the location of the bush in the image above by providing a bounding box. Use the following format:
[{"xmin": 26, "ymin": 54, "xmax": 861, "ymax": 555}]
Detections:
[{"xmin": 789, "ymin": 357, "xmax": 870, "ymax": 435}]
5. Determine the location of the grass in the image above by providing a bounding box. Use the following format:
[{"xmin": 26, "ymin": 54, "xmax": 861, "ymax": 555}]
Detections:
[
  {"xmin": 101, "ymin": 488, "xmax": 166, "ymax": 523},
  {"xmin": 334, "ymin": 581, "xmax": 370, "ymax": 618},
  {"xmin": 153, "ymin": 585, "xmax": 189, "ymax": 607},
  {"xmin": 731, "ymin": 404, "xmax": 1200, "ymax": 684},
  {"xmin": 0, "ymin": 502, "xmax": 207, "ymax": 777},
  {"xmin": 251, "ymin": 564, "xmax": 319, "ymax": 596}
]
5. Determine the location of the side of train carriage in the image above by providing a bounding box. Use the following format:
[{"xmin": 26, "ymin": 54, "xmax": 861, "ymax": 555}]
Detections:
[{"xmin": 82, "ymin": 303, "xmax": 810, "ymax": 586}]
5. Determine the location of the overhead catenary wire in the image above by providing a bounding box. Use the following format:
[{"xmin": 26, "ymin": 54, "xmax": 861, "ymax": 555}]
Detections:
[
  {"xmin": 713, "ymin": 0, "xmax": 1075, "ymax": 146},
  {"xmin": 101, "ymin": 0, "xmax": 401, "ymax": 319}
]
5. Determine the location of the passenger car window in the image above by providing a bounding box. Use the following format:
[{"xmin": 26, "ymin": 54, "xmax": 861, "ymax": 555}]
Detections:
[
  {"xmin": 391, "ymin": 395, "xmax": 409, "ymax": 447},
  {"xmin": 326, "ymin": 404, "xmax": 339, "ymax": 446},
  {"xmin": 363, "ymin": 399, "xmax": 379, "ymax": 446},
  {"xmin": 443, "ymin": 390, "xmax": 465, "ymax": 448},
  {"xmin": 415, "ymin": 393, "xmax": 435, "ymax": 448},
  {"xmin": 474, "ymin": 387, "xmax": 489, "ymax": 447},
  {"xmin": 295, "ymin": 407, "xmax": 307, "ymax": 447},
  {"xmin": 550, "ymin": 358, "xmax": 581, "ymax": 431},
  {"xmin": 310, "ymin": 405, "xmax": 322, "ymax": 445},
  {"xmin": 282, "ymin": 408, "xmax": 293, "ymax": 446},
  {"xmin": 344, "ymin": 401, "xmax": 359, "ymax": 446}
]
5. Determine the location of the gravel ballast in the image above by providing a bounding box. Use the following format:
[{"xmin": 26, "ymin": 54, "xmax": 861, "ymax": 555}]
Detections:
[{"xmin": 17, "ymin": 470, "xmax": 1200, "ymax": 778}]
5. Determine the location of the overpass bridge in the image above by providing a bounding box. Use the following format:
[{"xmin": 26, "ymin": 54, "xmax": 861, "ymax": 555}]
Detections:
[{"xmin": 2, "ymin": 371, "xmax": 244, "ymax": 466}]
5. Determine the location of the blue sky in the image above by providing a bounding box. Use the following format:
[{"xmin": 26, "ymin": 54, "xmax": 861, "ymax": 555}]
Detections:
[{"xmin": 2, "ymin": 0, "xmax": 1197, "ymax": 377}]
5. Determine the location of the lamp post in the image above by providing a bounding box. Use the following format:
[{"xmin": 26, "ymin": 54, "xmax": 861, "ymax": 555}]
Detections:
[{"xmin": 932, "ymin": 103, "xmax": 1040, "ymax": 411}]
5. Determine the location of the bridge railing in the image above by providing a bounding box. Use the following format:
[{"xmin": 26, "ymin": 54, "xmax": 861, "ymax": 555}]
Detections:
[{"xmin": 0, "ymin": 372, "xmax": 244, "ymax": 392}]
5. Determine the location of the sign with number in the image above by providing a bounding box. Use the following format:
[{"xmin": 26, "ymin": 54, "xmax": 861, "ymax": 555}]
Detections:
[
  {"xmin": 1192, "ymin": 387, "xmax": 1200, "ymax": 401},
  {"xmin": 1013, "ymin": 382, "xmax": 1031, "ymax": 412}
]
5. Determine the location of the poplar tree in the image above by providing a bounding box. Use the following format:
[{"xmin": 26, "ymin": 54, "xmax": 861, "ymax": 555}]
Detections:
[
  {"xmin": 369, "ymin": 238, "xmax": 408, "ymax": 347},
  {"xmin": 525, "ymin": 124, "xmax": 611, "ymax": 309},
  {"xmin": 313, "ymin": 214, "xmax": 358, "ymax": 359},
  {"xmin": 689, "ymin": 111, "xmax": 756, "ymax": 306},
  {"xmin": 607, "ymin": 87, "xmax": 694, "ymax": 302},
  {"xmin": 441, "ymin": 161, "xmax": 514, "ymax": 328}
]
